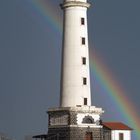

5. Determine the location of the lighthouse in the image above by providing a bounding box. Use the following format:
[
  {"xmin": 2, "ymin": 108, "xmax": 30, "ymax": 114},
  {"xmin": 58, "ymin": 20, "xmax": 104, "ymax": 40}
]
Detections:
[
  {"xmin": 32, "ymin": 0, "xmax": 133, "ymax": 140},
  {"xmin": 46, "ymin": 0, "xmax": 104, "ymax": 139}
]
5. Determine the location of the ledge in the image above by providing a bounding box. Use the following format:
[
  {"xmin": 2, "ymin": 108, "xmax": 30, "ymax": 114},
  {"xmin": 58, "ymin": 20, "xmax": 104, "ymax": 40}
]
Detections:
[
  {"xmin": 48, "ymin": 125, "xmax": 102, "ymax": 129},
  {"xmin": 47, "ymin": 106, "xmax": 104, "ymax": 115},
  {"xmin": 60, "ymin": 1, "xmax": 91, "ymax": 9}
]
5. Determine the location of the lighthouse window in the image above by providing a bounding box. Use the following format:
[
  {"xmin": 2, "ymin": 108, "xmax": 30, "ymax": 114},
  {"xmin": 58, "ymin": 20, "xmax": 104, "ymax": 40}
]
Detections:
[
  {"xmin": 119, "ymin": 133, "xmax": 124, "ymax": 140},
  {"xmin": 84, "ymin": 98, "xmax": 87, "ymax": 105},
  {"xmin": 83, "ymin": 77, "xmax": 87, "ymax": 85},
  {"xmin": 82, "ymin": 57, "xmax": 86, "ymax": 65},
  {"xmin": 81, "ymin": 18, "xmax": 85, "ymax": 25},
  {"xmin": 82, "ymin": 37, "xmax": 85, "ymax": 45}
]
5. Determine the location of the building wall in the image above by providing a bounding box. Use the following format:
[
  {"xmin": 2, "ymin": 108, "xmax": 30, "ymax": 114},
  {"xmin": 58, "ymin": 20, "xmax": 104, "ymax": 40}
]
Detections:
[
  {"xmin": 103, "ymin": 129, "xmax": 111, "ymax": 140},
  {"xmin": 111, "ymin": 130, "xmax": 131, "ymax": 140},
  {"xmin": 48, "ymin": 107, "xmax": 104, "ymax": 140},
  {"xmin": 0, "ymin": 133, "xmax": 13, "ymax": 140},
  {"xmin": 48, "ymin": 127, "xmax": 103, "ymax": 140}
]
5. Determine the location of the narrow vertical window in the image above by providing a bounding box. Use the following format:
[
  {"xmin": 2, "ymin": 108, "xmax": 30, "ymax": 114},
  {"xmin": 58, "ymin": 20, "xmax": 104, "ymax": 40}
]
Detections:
[
  {"xmin": 82, "ymin": 37, "xmax": 85, "ymax": 45},
  {"xmin": 119, "ymin": 133, "xmax": 124, "ymax": 140},
  {"xmin": 81, "ymin": 18, "xmax": 85, "ymax": 25},
  {"xmin": 82, "ymin": 57, "xmax": 86, "ymax": 65},
  {"xmin": 84, "ymin": 98, "xmax": 87, "ymax": 105},
  {"xmin": 83, "ymin": 77, "xmax": 87, "ymax": 85}
]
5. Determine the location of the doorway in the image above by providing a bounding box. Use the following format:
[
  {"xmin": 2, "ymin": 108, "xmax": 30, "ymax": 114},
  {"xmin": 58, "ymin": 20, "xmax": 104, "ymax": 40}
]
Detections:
[{"xmin": 85, "ymin": 132, "xmax": 92, "ymax": 140}]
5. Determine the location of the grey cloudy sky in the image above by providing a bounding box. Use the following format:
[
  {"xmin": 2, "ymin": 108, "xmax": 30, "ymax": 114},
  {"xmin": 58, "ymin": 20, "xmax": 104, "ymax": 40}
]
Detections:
[{"xmin": 0, "ymin": 0, "xmax": 140, "ymax": 140}]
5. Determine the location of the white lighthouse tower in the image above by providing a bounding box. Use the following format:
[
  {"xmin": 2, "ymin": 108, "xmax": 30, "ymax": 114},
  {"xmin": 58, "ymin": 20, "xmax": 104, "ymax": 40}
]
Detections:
[
  {"xmin": 60, "ymin": 0, "xmax": 91, "ymax": 107},
  {"xmin": 47, "ymin": 0, "xmax": 104, "ymax": 139}
]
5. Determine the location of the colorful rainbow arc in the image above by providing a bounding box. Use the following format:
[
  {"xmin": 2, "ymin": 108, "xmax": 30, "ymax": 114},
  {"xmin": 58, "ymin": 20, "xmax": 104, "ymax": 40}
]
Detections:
[
  {"xmin": 26, "ymin": 0, "xmax": 62, "ymax": 32},
  {"xmin": 25, "ymin": 0, "xmax": 140, "ymax": 139},
  {"xmin": 90, "ymin": 50, "xmax": 140, "ymax": 139}
]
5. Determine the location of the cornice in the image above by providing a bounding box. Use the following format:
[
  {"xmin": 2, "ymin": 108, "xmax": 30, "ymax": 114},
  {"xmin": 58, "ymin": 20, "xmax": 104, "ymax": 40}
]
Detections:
[{"xmin": 60, "ymin": 1, "xmax": 90, "ymax": 9}]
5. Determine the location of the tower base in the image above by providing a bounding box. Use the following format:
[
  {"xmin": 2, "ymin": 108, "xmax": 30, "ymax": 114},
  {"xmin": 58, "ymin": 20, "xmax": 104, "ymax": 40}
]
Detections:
[
  {"xmin": 47, "ymin": 106, "xmax": 104, "ymax": 140},
  {"xmin": 48, "ymin": 127, "xmax": 103, "ymax": 140}
]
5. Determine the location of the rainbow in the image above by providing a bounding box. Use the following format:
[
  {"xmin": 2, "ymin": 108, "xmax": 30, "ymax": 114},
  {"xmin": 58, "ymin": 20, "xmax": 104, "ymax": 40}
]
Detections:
[
  {"xmin": 90, "ymin": 50, "xmax": 140, "ymax": 139},
  {"xmin": 25, "ymin": 0, "xmax": 140, "ymax": 139},
  {"xmin": 24, "ymin": 0, "xmax": 62, "ymax": 32}
]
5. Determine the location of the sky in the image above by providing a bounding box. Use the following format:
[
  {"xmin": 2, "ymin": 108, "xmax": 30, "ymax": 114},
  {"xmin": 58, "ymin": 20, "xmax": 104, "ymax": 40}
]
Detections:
[{"xmin": 0, "ymin": 0, "xmax": 140, "ymax": 140}]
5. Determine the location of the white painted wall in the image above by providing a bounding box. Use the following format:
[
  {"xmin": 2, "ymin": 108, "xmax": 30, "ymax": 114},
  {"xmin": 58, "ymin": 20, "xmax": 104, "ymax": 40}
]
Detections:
[
  {"xmin": 60, "ymin": 0, "xmax": 91, "ymax": 107},
  {"xmin": 77, "ymin": 113, "xmax": 100, "ymax": 125},
  {"xmin": 111, "ymin": 130, "xmax": 131, "ymax": 140}
]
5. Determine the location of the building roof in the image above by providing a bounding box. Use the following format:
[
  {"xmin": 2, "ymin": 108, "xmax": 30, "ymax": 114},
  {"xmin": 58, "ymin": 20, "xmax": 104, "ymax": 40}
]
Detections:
[
  {"xmin": 33, "ymin": 134, "xmax": 58, "ymax": 139},
  {"xmin": 103, "ymin": 122, "xmax": 133, "ymax": 130},
  {"xmin": 32, "ymin": 134, "xmax": 47, "ymax": 138}
]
